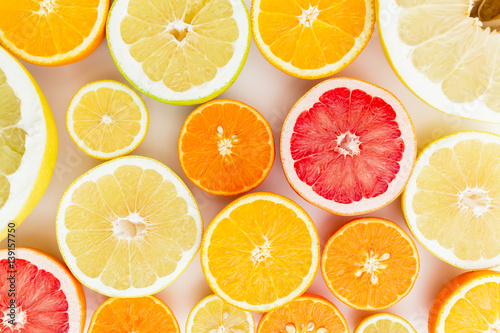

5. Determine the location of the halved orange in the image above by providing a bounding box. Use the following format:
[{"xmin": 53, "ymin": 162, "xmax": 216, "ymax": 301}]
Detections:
[
  {"xmin": 88, "ymin": 296, "xmax": 180, "ymax": 332},
  {"xmin": 178, "ymin": 99, "xmax": 274, "ymax": 196},
  {"xmin": 0, "ymin": 0, "xmax": 110, "ymax": 66},
  {"xmin": 257, "ymin": 294, "xmax": 348, "ymax": 333},
  {"xmin": 251, "ymin": 0, "xmax": 375, "ymax": 79},
  {"xmin": 321, "ymin": 217, "xmax": 420, "ymax": 310}
]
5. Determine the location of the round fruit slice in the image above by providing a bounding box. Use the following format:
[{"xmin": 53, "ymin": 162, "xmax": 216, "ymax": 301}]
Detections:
[
  {"xmin": 251, "ymin": 0, "xmax": 375, "ymax": 79},
  {"xmin": 88, "ymin": 296, "xmax": 180, "ymax": 332},
  {"xmin": 0, "ymin": 0, "xmax": 109, "ymax": 66},
  {"xmin": 56, "ymin": 155, "xmax": 203, "ymax": 297},
  {"xmin": 66, "ymin": 80, "xmax": 149, "ymax": 160},
  {"xmin": 280, "ymin": 77, "xmax": 416, "ymax": 216},
  {"xmin": 178, "ymin": 99, "xmax": 274, "ymax": 196},
  {"xmin": 0, "ymin": 247, "xmax": 86, "ymax": 332},
  {"xmin": 106, "ymin": 0, "xmax": 250, "ymax": 105},
  {"xmin": 186, "ymin": 295, "xmax": 254, "ymax": 333},
  {"xmin": 201, "ymin": 192, "xmax": 320, "ymax": 312},
  {"xmin": 403, "ymin": 131, "xmax": 500, "ymax": 270},
  {"xmin": 378, "ymin": 0, "xmax": 500, "ymax": 123},
  {"xmin": 354, "ymin": 313, "xmax": 417, "ymax": 333},
  {"xmin": 321, "ymin": 217, "xmax": 420, "ymax": 310},
  {"xmin": 429, "ymin": 270, "xmax": 500, "ymax": 333},
  {"xmin": 256, "ymin": 294, "xmax": 348, "ymax": 333},
  {"xmin": 0, "ymin": 46, "xmax": 57, "ymax": 241}
]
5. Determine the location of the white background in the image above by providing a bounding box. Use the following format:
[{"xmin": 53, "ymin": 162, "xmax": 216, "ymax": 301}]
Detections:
[{"xmin": 1, "ymin": 2, "xmax": 500, "ymax": 331}]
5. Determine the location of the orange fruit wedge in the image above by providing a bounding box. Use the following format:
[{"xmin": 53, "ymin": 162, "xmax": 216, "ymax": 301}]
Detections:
[
  {"xmin": 251, "ymin": 0, "xmax": 375, "ymax": 79},
  {"xmin": 178, "ymin": 99, "xmax": 274, "ymax": 196},
  {"xmin": 257, "ymin": 294, "xmax": 348, "ymax": 333},
  {"xmin": 201, "ymin": 192, "xmax": 320, "ymax": 312},
  {"xmin": 321, "ymin": 217, "xmax": 420, "ymax": 310},
  {"xmin": 0, "ymin": 0, "xmax": 110, "ymax": 66},
  {"xmin": 88, "ymin": 296, "xmax": 180, "ymax": 332}
]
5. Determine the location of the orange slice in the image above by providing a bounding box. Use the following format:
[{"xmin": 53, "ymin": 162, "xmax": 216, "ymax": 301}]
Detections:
[
  {"xmin": 88, "ymin": 296, "xmax": 180, "ymax": 332},
  {"xmin": 0, "ymin": 0, "xmax": 110, "ymax": 66},
  {"xmin": 178, "ymin": 99, "xmax": 274, "ymax": 196},
  {"xmin": 251, "ymin": 0, "xmax": 375, "ymax": 79},
  {"xmin": 321, "ymin": 217, "xmax": 420, "ymax": 310},
  {"xmin": 256, "ymin": 294, "xmax": 348, "ymax": 333},
  {"xmin": 201, "ymin": 192, "xmax": 320, "ymax": 312}
]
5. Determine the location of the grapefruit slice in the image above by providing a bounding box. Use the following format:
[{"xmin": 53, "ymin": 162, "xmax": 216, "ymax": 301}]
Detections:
[
  {"xmin": 280, "ymin": 77, "xmax": 416, "ymax": 216},
  {"xmin": 0, "ymin": 247, "xmax": 86, "ymax": 332},
  {"xmin": 354, "ymin": 313, "xmax": 417, "ymax": 333}
]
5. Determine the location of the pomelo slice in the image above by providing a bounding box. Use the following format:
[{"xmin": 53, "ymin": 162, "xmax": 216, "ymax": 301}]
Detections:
[
  {"xmin": 0, "ymin": 247, "xmax": 86, "ymax": 332},
  {"xmin": 280, "ymin": 77, "xmax": 416, "ymax": 216},
  {"xmin": 0, "ymin": 46, "xmax": 58, "ymax": 241},
  {"xmin": 354, "ymin": 313, "xmax": 417, "ymax": 333},
  {"xmin": 106, "ymin": 0, "xmax": 250, "ymax": 105},
  {"xmin": 378, "ymin": 0, "xmax": 500, "ymax": 123}
]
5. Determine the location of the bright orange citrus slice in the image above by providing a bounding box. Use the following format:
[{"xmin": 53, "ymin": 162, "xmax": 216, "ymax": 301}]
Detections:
[
  {"xmin": 178, "ymin": 99, "xmax": 274, "ymax": 196},
  {"xmin": 321, "ymin": 217, "xmax": 420, "ymax": 310}
]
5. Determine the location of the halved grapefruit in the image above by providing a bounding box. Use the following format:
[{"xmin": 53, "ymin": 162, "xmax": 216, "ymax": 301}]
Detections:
[
  {"xmin": 0, "ymin": 247, "xmax": 86, "ymax": 332},
  {"xmin": 280, "ymin": 77, "xmax": 416, "ymax": 216}
]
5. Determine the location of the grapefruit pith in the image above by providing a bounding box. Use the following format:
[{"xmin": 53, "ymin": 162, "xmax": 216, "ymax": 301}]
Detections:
[{"xmin": 280, "ymin": 78, "xmax": 416, "ymax": 216}]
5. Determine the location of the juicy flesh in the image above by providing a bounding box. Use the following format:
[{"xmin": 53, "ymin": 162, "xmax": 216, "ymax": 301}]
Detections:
[
  {"xmin": 0, "ymin": 68, "xmax": 26, "ymax": 210},
  {"xmin": 257, "ymin": 0, "xmax": 367, "ymax": 69},
  {"xmin": 397, "ymin": 0, "xmax": 500, "ymax": 111},
  {"xmin": 190, "ymin": 297, "xmax": 250, "ymax": 333},
  {"xmin": 258, "ymin": 298, "xmax": 347, "ymax": 333},
  {"xmin": 90, "ymin": 297, "xmax": 178, "ymax": 332},
  {"xmin": 179, "ymin": 102, "xmax": 273, "ymax": 194},
  {"xmin": 72, "ymin": 87, "xmax": 142, "ymax": 154},
  {"xmin": 206, "ymin": 199, "xmax": 314, "ymax": 306},
  {"xmin": 412, "ymin": 139, "xmax": 500, "ymax": 261},
  {"xmin": 0, "ymin": 259, "xmax": 70, "ymax": 332},
  {"xmin": 64, "ymin": 165, "xmax": 198, "ymax": 290},
  {"xmin": 120, "ymin": 0, "xmax": 239, "ymax": 92},
  {"xmin": 362, "ymin": 318, "xmax": 410, "ymax": 333},
  {"xmin": 291, "ymin": 87, "xmax": 404, "ymax": 204},
  {"xmin": 323, "ymin": 221, "xmax": 418, "ymax": 309},
  {"xmin": 0, "ymin": 0, "xmax": 99, "ymax": 57}
]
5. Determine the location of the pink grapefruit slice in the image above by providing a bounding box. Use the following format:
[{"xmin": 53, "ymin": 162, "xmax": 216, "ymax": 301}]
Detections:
[
  {"xmin": 280, "ymin": 78, "xmax": 417, "ymax": 216},
  {"xmin": 0, "ymin": 247, "xmax": 86, "ymax": 332}
]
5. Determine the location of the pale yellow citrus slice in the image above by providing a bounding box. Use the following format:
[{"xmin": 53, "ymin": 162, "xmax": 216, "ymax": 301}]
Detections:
[
  {"xmin": 66, "ymin": 80, "xmax": 148, "ymax": 159},
  {"xmin": 354, "ymin": 313, "xmax": 417, "ymax": 333}
]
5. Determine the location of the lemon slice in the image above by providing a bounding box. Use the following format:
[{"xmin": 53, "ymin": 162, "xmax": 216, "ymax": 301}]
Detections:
[
  {"xmin": 403, "ymin": 131, "xmax": 500, "ymax": 269},
  {"xmin": 56, "ymin": 155, "xmax": 203, "ymax": 297},
  {"xmin": 106, "ymin": 0, "xmax": 250, "ymax": 105},
  {"xmin": 354, "ymin": 313, "xmax": 417, "ymax": 333},
  {"xmin": 0, "ymin": 46, "xmax": 57, "ymax": 240},
  {"xmin": 66, "ymin": 80, "xmax": 148, "ymax": 159}
]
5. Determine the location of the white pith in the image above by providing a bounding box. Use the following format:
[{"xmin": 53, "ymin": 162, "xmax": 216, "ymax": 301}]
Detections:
[
  {"xmin": 458, "ymin": 187, "xmax": 491, "ymax": 216},
  {"xmin": 354, "ymin": 249, "xmax": 391, "ymax": 285}
]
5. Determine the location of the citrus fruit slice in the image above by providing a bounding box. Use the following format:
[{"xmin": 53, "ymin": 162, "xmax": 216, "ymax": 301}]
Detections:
[
  {"xmin": 0, "ymin": 0, "xmax": 109, "ymax": 66},
  {"xmin": 378, "ymin": 0, "xmax": 500, "ymax": 123},
  {"xmin": 186, "ymin": 295, "xmax": 254, "ymax": 333},
  {"xmin": 354, "ymin": 313, "xmax": 417, "ymax": 333},
  {"xmin": 256, "ymin": 294, "xmax": 348, "ymax": 333},
  {"xmin": 88, "ymin": 296, "xmax": 180, "ymax": 332},
  {"xmin": 280, "ymin": 77, "xmax": 416, "ymax": 216},
  {"xmin": 201, "ymin": 192, "xmax": 320, "ymax": 312},
  {"xmin": 321, "ymin": 217, "xmax": 420, "ymax": 310},
  {"xmin": 429, "ymin": 270, "xmax": 500, "ymax": 333},
  {"xmin": 403, "ymin": 131, "xmax": 500, "ymax": 270},
  {"xmin": 106, "ymin": 0, "xmax": 250, "ymax": 105},
  {"xmin": 178, "ymin": 99, "xmax": 274, "ymax": 196},
  {"xmin": 66, "ymin": 80, "xmax": 149, "ymax": 160},
  {"xmin": 0, "ymin": 46, "xmax": 57, "ymax": 241},
  {"xmin": 0, "ymin": 247, "xmax": 86, "ymax": 332},
  {"xmin": 251, "ymin": 0, "xmax": 375, "ymax": 79},
  {"xmin": 56, "ymin": 155, "xmax": 203, "ymax": 297}
]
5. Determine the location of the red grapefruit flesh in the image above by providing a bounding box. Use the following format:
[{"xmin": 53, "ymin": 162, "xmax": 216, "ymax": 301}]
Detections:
[
  {"xmin": 281, "ymin": 78, "xmax": 416, "ymax": 216},
  {"xmin": 0, "ymin": 247, "xmax": 86, "ymax": 333}
]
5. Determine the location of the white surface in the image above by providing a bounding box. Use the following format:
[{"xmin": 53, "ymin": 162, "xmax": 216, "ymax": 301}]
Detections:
[{"xmin": 1, "ymin": 3, "xmax": 500, "ymax": 332}]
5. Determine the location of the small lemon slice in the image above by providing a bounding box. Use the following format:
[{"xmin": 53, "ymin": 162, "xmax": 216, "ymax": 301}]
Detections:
[{"xmin": 354, "ymin": 313, "xmax": 417, "ymax": 333}]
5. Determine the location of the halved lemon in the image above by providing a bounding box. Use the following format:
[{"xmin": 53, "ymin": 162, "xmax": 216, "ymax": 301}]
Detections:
[
  {"xmin": 403, "ymin": 131, "xmax": 500, "ymax": 270},
  {"xmin": 106, "ymin": 0, "xmax": 250, "ymax": 105},
  {"xmin": 56, "ymin": 155, "xmax": 203, "ymax": 297},
  {"xmin": 354, "ymin": 313, "xmax": 417, "ymax": 333},
  {"xmin": 66, "ymin": 80, "xmax": 148, "ymax": 160}
]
